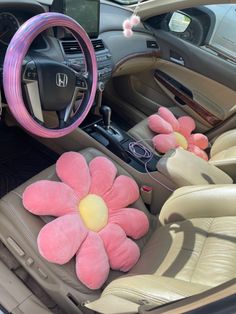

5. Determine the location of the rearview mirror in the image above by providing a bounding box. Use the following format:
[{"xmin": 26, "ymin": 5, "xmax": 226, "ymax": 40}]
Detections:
[{"xmin": 169, "ymin": 12, "xmax": 191, "ymax": 33}]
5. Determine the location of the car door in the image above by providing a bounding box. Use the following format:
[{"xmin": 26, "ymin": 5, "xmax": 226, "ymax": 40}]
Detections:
[{"xmin": 142, "ymin": 4, "xmax": 236, "ymax": 136}]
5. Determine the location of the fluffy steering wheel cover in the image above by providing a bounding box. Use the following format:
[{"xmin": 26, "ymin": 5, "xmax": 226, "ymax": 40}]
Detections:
[{"xmin": 3, "ymin": 12, "xmax": 97, "ymax": 138}]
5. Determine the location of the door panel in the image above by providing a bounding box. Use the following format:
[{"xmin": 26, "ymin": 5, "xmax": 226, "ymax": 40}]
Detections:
[
  {"xmin": 155, "ymin": 30, "xmax": 236, "ymax": 92},
  {"xmin": 153, "ymin": 59, "xmax": 236, "ymax": 131},
  {"xmin": 142, "ymin": 22, "xmax": 236, "ymax": 132},
  {"xmin": 154, "ymin": 69, "xmax": 222, "ymax": 126}
]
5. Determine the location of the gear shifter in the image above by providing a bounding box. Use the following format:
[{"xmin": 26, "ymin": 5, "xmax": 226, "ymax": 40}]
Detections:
[
  {"xmin": 93, "ymin": 105, "xmax": 129, "ymax": 162},
  {"xmin": 100, "ymin": 106, "xmax": 111, "ymax": 130}
]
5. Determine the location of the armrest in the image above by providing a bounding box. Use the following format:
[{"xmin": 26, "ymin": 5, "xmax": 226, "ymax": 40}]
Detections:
[
  {"xmin": 157, "ymin": 148, "xmax": 232, "ymax": 187},
  {"xmin": 160, "ymin": 185, "xmax": 236, "ymax": 225}
]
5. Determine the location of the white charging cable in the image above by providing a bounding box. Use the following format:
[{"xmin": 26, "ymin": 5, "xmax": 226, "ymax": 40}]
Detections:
[{"xmin": 128, "ymin": 139, "xmax": 175, "ymax": 192}]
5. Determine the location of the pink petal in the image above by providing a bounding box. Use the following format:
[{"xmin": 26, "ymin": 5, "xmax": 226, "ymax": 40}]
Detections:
[
  {"xmin": 153, "ymin": 133, "xmax": 178, "ymax": 153},
  {"xmin": 158, "ymin": 107, "xmax": 179, "ymax": 131},
  {"xmin": 38, "ymin": 214, "xmax": 88, "ymax": 264},
  {"xmin": 103, "ymin": 175, "xmax": 139, "ymax": 211},
  {"xmin": 99, "ymin": 223, "xmax": 140, "ymax": 272},
  {"xmin": 89, "ymin": 156, "xmax": 117, "ymax": 197},
  {"xmin": 76, "ymin": 231, "xmax": 109, "ymax": 289},
  {"xmin": 148, "ymin": 114, "xmax": 173, "ymax": 134},
  {"xmin": 23, "ymin": 180, "xmax": 78, "ymax": 217},
  {"xmin": 178, "ymin": 116, "xmax": 196, "ymax": 138},
  {"xmin": 109, "ymin": 208, "xmax": 149, "ymax": 239},
  {"xmin": 189, "ymin": 134, "xmax": 209, "ymax": 150},
  {"xmin": 56, "ymin": 152, "xmax": 90, "ymax": 199},
  {"xmin": 188, "ymin": 144, "xmax": 209, "ymax": 161}
]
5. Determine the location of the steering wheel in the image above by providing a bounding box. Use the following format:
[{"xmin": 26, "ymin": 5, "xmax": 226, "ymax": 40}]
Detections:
[{"xmin": 3, "ymin": 12, "xmax": 97, "ymax": 138}]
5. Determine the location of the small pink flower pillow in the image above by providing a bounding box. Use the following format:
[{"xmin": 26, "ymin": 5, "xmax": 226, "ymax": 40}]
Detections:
[
  {"xmin": 23, "ymin": 152, "xmax": 149, "ymax": 290},
  {"xmin": 148, "ymin": 107, "xmax": 209, "ymax": 160}
]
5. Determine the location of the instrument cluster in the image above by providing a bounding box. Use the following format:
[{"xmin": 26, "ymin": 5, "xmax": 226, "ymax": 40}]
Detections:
[{"xmin": 0, "ymin": 12, "xmax": 21, "ymax": 46}]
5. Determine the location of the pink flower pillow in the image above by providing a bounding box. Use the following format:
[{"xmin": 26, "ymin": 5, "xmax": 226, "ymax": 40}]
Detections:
[
  {"xmin": 23, "ymin": 152, "xmax": 149, "ymax": 290},
  {"xmin": 148, "ymin": 107, "xmax": 209, "ymax": 160}
]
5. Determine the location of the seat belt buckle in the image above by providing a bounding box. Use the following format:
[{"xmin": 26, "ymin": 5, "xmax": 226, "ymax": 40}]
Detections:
[{"xmin": 140, "ymin": 186, "xmax": 153, "ymax": 205}]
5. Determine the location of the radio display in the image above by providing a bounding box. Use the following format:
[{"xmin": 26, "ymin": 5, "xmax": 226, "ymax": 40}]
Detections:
[{"xmin": 52, "ymin": 0, "xmax": 100, "ymax": 38}]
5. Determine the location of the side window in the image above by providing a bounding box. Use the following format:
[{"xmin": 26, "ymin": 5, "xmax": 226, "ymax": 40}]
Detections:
[
  {"xmin": 151, "ymin": 5, "xmax": 236, "ymax": 64},
  {"xmin": 206, "ymin": 5, "xmax": 236, "ymax": 62}
]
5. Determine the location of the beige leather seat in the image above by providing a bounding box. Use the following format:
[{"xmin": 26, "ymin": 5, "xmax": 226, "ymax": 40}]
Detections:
[
  {"xmin": 1, "ymin": 147, "xmax": 236, "ymax": 314},
  {"xmin": 88, "ymin": 185, "xmax": 236, "ymax": 313},
  {"xmin": 0, "ymin": 148, "xmax": 156, "ymax": 314},
  {"xmin": 129, "ymin": 119, "xmax": 236, "ymax": 180}
]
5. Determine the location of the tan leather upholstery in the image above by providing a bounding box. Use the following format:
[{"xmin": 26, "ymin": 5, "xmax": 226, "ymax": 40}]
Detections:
[
  {"xmin": 209, "ymin": 146, "xmax": 236, "ymax": 181},
  {"xmin": 0, "ymin": 148, "xmax": 156, "ymax": 314},
  {"xmin": 88, "ymin": 185, "xmax": 236, "ymax": 313},
  {"xmin": 210, "ymin": 130, "xmax": 236, "ymax": 158},
  {"xmin": 128, "ymin": 118, "xmax": 236, "ymax": 182},
  {"xmin": 157, "ymin": 148, "xmax": 232, "ymax": 186},
  {"xmin": 2, "ymin": 145, "xmax": 236, "ymax": 314},
  {"xmin": 128, "ymin": 118, "xmax": 155, "ymax": 151},
  {"xmin": 209, "ymin": 130, "xmax": 236, "ymax": 180}
]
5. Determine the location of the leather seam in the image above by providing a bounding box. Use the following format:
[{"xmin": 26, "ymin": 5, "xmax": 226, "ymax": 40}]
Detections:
[
  {"xmin": 103, "ymin": 287, "xmax": 170, "ymax": 304},
  {"xmin": 189, "ymin": 218, "xmax": 214, "ymax": 284}
]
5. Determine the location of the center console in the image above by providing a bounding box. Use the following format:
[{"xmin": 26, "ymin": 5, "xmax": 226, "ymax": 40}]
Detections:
[
  {"xmin": 82, "ymin": 106, "xmax": 160, "ymax": 173},
  {"xmin": 60, "ymin": 39, "xmax": 114, "ymax": 84},
  {"xmin": 53, "ymin": 0, "xmax": 113, "ymax": 84},
  {"xmin": 82, "ymin": 105, "xmax": 233, "ymax": 187},
  {"xmin": 60, "ymin": 39, "xmax": 113, "ymax": 84}
]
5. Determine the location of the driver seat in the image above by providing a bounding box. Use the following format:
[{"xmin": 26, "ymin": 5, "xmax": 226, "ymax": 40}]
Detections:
[
  {"xmin": 1, "ymin": 148, "xmax": 236, "ymax": 314},
  {"xmin": 0, "ymin": 147, "xmax": 156, "ymax": 314}
]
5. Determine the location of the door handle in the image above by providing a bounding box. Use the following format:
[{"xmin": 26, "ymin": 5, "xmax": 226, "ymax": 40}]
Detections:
[
  {"xmin": 170, "ymin": 50, "xmax": 185, "ymax": 65},
  {"xmin": 170, "ymin": 56, "xmax": 185, "ymax": 65}
]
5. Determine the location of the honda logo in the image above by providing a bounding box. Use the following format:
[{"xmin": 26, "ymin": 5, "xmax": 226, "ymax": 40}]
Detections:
[{"xmin": 56, "ymin": 73, "xmax": 68, "ymax": 88}]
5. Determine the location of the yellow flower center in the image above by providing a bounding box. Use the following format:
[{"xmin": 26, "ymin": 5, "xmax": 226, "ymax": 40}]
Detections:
[
  {"xmin": 78, "ymin": 194, "xmax": 108, "ymax": 232},
  {"xmin": 174, "ymin": 132, "xmax": 188, "ymax": 150}
]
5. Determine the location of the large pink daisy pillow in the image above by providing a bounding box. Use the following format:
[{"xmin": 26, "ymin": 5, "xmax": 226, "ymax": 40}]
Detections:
[
  {"xmin": 23, "ymin": 152, "xmax": 149, "ymax": 290},
  {"xmin": 148, "ymin": 107, "xmax": 209, "ymax": 160}
]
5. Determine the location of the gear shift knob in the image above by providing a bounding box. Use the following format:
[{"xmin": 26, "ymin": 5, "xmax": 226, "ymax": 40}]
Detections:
[{"xmin": 100, "ymin": 106, "xmax": 111, "ymax": 129}]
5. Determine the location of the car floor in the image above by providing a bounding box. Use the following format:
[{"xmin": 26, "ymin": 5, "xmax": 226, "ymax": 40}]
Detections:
[{"xmin": 0, "ymin": 123, "xmax": 58, "ymax": 198}]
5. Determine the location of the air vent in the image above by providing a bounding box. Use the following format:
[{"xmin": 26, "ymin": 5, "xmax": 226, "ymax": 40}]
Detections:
[
  {"xmin": 92, "ymin": 39, "xmax": 105, "ymax": 51},
  {"xmin": 61, "ymin": 39, "xmax": 105, "ymax": 55},
  {"xmin": 61, "ymin": 40, "xmax": 82, "ymax": 55},
  {"xmin": 146, "ymin": 40, "xmax": 159, "ymax": 49}
]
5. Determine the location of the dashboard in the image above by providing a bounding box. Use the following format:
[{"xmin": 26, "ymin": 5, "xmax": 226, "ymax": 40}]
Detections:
[{"xmin": 0, "ymin": 0, "xmax": 160, "ymax": 86}]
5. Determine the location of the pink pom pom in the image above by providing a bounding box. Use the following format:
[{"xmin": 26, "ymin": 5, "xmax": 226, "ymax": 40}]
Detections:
[
  {"xmin": 130, "ymin": 15, "xmax": 140, "ymax": 26},
  {"xmin": 123, "ymin": 28, "xmax": 133, "ymax": 38},
  {"xmin": 123, "ymin": 19, "xmax": 132, "ymax": 30}
]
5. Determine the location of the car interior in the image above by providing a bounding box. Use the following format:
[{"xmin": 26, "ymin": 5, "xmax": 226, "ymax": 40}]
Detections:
[{"xmin": 0, "ymin": 0, "xmax": 236, "ymax": 313}]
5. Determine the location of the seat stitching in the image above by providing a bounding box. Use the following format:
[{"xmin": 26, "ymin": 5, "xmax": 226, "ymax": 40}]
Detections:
[
  {"xmin": 103, "ymin": 287, "xmax": 176, "ymax": 305},
  {"xmin": 12, "ymin": 191, "xmax": 23, "ymax": 199},
  {"xmin": 189, "ymin": 218, "xmax": 214, "ymax": 283}
]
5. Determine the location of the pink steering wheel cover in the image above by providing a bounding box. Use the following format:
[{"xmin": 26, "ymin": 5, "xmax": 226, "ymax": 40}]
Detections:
[{"xmin": 3, "ymin": 13, "xmax": 97, "ymax": 138}]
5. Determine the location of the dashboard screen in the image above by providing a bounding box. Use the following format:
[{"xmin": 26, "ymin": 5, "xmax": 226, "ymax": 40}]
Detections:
[{"xmin": 52, "ymin": 0, "xmax": 100, "ymax": 38}]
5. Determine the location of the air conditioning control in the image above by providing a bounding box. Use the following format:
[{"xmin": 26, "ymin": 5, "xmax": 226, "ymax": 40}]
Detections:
[{"xmin": 66, "ymin": 50, "xmax": 113, "ymax": 83}]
